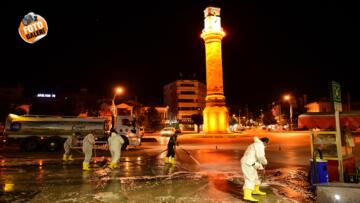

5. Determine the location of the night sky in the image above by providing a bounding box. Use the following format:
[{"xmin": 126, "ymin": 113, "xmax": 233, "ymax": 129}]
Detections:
[{"xmin": 3, "ymin": 1, "xmax": 360, "ymax": 110}]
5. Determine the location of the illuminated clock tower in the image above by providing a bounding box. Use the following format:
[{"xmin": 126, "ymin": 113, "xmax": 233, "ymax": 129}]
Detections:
[{"xmin": 201, "ymin": 6, "xmax": 229, "ymax": 134}]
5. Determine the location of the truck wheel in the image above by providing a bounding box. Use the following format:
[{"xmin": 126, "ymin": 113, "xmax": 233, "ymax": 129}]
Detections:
[
  {"xmin": 121, "ymin": 135, "xmax": 129, "ymax": 150},
  {"xmin": 46, "ymin": 137, "xmax": 62, "ymax": 152},
  {"xmin": 21, "ymin": 137, "xmax": 40, "ymax": 152}
]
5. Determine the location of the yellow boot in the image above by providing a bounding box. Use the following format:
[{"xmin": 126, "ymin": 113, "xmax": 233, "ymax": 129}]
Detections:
[
  {"xmin": 164, "ymin": 157, "xmax": 169, "ymax": 164},
  {"xmin": 243, "ymin": 188, "xmax": 259, "ymax": 202},
  {"xmin": 83, "ymin": 163, "xmax": 90, "ymax": 171},
  {"xmin": 68, "ymin": 155, "xmax": 74, "ymax": 161},
  {"xmin": 170, "ymin": 157, "xmax": 175, "ymax": 165},
  {"xmin": 112, "ymin": 163, "xmax": 118, "ymax": 169},
  {"xmin": 253, "ymin": 185, "xmax": 266, "ymax": 195},
  {"xmin": 63, "ymin": 154, "xmax": 68, "ymax": 161},
  {"xmin": 108, "ymin": 163, "xmax": 118, "ymax": 169}
]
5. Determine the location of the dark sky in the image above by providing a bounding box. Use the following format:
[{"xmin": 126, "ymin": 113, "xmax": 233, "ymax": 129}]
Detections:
[{"xmin": 3, "ymin": 1, "xmax": 360, "ymax": 110}]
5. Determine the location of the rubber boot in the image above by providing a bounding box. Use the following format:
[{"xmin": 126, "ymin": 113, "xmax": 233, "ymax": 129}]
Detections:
[
  {"xmin": 63, "ymin": 154, "xmax": 68, "ymax": 161},
  {"xmin": 108, "ymin": 163, "xmax": 118, "ymax": 170},
  {"xmin": 252, "ymin": 185, "xmax": 266, "ymax": 195},
  {"xmin": 114, "ymin": 163, "xmax": 119, "ymax": 169},
  {"xmin": 108, "ymin": 163, "xmax": 114, "ymax": 169},
  {"xmin": 170, "ymin": 157, "xmax": 175, "ymax": 165},
  {"xmin": 243, "ymin": 188, "xmax": 259, "ymax": 202},
  {"xmin": 164, "ymin": 157, "xmax": 169, "ymax": 164},
  {"xmin": 68, "ymin": 155, "xmax": 74, "ymax": 161},
  {"xmin": 83, "ymin": 163, "xmax": 90, "ymax": 171}
]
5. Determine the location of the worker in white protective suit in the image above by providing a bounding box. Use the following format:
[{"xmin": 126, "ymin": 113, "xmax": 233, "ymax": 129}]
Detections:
[
  {"xmin": 63, "ymin": 132, "xmax": 79, "ymax": 162},
  {"xmin": 82, "ymin": 131, "xmax": 96, "ymax": 171},
  {"xmin": 107, "ymin": 128, "xmax": 124, "ymax": 170},
  {"xmin": 241, "ymin": 137, "xmax": 269, "ymax": 202}
]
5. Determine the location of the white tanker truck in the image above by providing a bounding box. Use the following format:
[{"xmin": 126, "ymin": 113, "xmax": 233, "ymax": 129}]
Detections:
[{"xmin": 1, "ymin": 114, "xmax": 141, "ymax": 151}]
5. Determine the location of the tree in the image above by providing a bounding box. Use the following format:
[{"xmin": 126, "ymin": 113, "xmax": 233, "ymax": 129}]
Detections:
[
  {"xmin": 191, "ymin": 114, "xmax": 203, "ymax": 133},
  {"xmin": 144, "ymin": 106, "xmax": 162, "ymax": 132},
  {"xmin": 99, "ymin": 101, "xmax": 112, "ymax": 112},
  {"xmin": 136, "ymin": 114, "xmax": 145, "ymax": 127},
  {"xmin": 262, "ymin": 111, "xmax": 277, "ymax": 126}
]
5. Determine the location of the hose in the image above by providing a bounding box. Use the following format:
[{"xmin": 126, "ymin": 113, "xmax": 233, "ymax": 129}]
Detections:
[{"xmin": 178, "ymin": 146, "xmax": 201, "ymax": 166}]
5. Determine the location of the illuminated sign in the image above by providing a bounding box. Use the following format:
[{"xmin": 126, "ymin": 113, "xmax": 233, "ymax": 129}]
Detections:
[{"xmin": 37, "ymin": 93, "xmax": 56, "ymax": 98}]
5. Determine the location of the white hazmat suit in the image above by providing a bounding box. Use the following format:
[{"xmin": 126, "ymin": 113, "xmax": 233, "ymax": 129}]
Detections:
[
  {"xmin": 63, "ymin": 134, "xmax": 77, "ymax": 161},
  {"xmin": 108, "ymin": 131, "xmax": 124, "ymax": 169},
  {"xmin": 82, "ymin": 133, "xmax": 96, "ymax": 170},
  {"xmin": 241, "ymin": 137, "xmax": 268, "ymax": 190}
]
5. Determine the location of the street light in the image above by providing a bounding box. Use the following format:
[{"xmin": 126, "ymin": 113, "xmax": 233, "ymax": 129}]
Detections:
[
  {"xmin": 112, "ymin": 86, "xmax": 124, "ymax": 128},
  {"xmin": 283, "ymin": 94, "xmax": 293, "ymax": 130}
]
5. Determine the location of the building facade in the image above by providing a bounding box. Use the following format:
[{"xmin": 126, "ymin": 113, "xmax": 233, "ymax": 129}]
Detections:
[
  {"xmin": 305, "ymin": 102, "xmax": 333, "ymax": 113},
  {"xmin": 163, "ymin": 80, "xmax": 206, "ymax": 124}
]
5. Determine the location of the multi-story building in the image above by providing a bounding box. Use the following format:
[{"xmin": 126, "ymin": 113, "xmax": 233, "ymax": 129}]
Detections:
[
  {"xmin": 163, "ymin": 80, "xmax": 206, "ymax": 124},
  {"xmin": 305, "ymin": 101, "xmax": 333, "ymax": 113}
]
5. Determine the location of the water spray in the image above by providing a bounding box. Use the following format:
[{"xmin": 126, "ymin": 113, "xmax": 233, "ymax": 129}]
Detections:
[{"xmin": 178, "ymin": 146, "xmax": 201, "ymax": 166}]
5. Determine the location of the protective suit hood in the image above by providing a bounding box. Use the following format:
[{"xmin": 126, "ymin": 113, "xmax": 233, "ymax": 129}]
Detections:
[{"xmin": 254, "ymin": 137, "xmax": 262, "ymax": 144}]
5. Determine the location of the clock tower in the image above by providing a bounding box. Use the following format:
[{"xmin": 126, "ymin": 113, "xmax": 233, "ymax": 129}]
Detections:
[{"xmin": 201, "ymin": 7, "xmax": 229, "ymax": 134}]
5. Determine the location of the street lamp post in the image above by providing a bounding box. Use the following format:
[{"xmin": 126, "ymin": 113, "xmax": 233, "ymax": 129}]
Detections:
[
  {"xmin": 238, "ymin": 109, "xmax": 241, "ymax": 127},
  {"xmin": 112, "ymin": 87, "xmax": 124, "ymax": 129},
  {"xmin": 284, "ymin": 95, "xmax": 293, "ymax": 130}
]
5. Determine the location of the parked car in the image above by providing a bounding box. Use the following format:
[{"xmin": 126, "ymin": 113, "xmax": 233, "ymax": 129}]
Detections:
[{"xmin": 160, "ymin": 127, "xmax": 176, "ymax": 137}]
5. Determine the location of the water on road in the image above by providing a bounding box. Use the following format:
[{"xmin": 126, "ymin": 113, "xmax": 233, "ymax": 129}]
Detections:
[{"xmin": 0, "ymin": 132, "xmax": 337, "ymax": 202}]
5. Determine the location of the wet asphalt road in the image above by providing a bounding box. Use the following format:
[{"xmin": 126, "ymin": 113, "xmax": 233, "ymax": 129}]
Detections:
[{"xmin": 1, "ymin": 130, "xmax": 357, "ymax": 202}]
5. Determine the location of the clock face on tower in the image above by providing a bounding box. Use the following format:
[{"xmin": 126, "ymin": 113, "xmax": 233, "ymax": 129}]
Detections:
[{"xmin": 204, "ymin": 16, "xmax": 221, "ymax": 32}]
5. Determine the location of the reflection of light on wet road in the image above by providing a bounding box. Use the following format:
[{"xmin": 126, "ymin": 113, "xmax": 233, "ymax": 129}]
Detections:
[
  {"xmin": 1, "ymin": 159, "xmax": 5, "ymax": 167},
  {"xmin": 125, "ymin": 161, "xmax": 130, "ymax": 169},
  {"xmin": 207, "ymin": 173, "xmax": 230, "ymax": 200},
  {"xmin": 196, "ymin": 149, "xmax": 232, "ymax": 163},
  {"xmin": 4, "ymin": 183, "xmax": 14, "ymax": 192},
  {"xmin": 36, "ymin": 160, "xmax": 44, "ymax": 183},
  {"xmin": 124, "ymin": 160, "xmax": 131, "ymax": 176},
  {"xmin": 38, "ymin": 160, "xmax": 43, "ymax": 168},
  {"xmin": 334, "ymin": 194, "xmax": 341, "ymax": 201},
  {"xmin": 281, "ymin": 149, "xmax": 297, "ymax": 166},
  {"xmin": 37, "ymin": 160, "xmax": 44, "ymax": 183}
]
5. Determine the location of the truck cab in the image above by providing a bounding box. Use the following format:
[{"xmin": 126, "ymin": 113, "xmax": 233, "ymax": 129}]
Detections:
[{"xmin": 115, "ymin": 115, "xmax": 142, "ymax": 149}]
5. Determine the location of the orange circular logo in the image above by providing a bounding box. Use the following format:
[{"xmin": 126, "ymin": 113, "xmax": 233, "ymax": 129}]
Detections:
[{"xmin": 18, "ymin": 12, "xmax": 48, "ymax": 44}]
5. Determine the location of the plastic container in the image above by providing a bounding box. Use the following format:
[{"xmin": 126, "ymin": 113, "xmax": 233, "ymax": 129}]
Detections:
[{"xmin": 310, "ymin": 159, "xmax": 329, "ymax": 185}]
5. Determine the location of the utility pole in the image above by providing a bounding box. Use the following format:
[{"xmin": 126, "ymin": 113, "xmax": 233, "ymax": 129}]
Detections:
[{"xmin": 332, "ymin": 81, "xmax": 344, "ymax": 182}]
